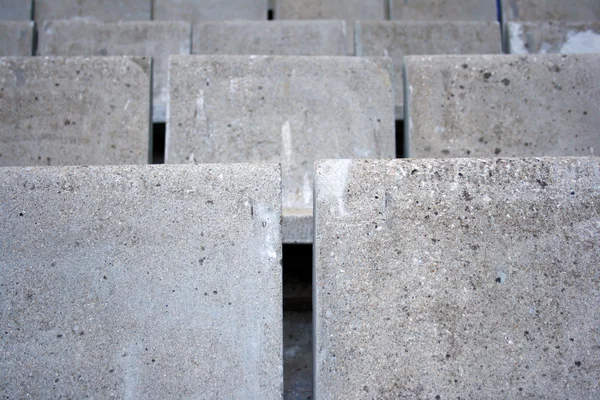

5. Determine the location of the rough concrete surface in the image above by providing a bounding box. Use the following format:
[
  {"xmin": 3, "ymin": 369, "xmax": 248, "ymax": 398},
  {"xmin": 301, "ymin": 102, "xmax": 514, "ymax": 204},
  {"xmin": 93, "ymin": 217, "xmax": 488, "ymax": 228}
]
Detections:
[
  {"xmin": 508, "ymin": 21, "xmax": 600, "ymax": 54},
  {"xmin": 0, "ymin": 163, "xmax": 283, "ymax": 399},
  {"xmin": 0, "ymin": 21, "xmax": 33, "ymax": 56},
  {"xmin": 284, "ymin": 312, "xmax": 312, "ymax": 400},
  {"xmin": 35, "ymin": 0, "xmax": 151, "ymax": 22},
  {"xmin": 282, "ymin": 209, "xmax": 313, "ymax": 244},
  {"xmin": 390, "ymin": 0, "xmax": 497, "ymax": 21},
  {"xmin": 0, "ymin": 56, "xmax": 150, "ymax": 166},
  {"xmin": 38, "ymin": 20, "xmax": 191, "ymax": 122},
  {"xmin": 0, "ymin": 0, "xmax": 32, "ymax": 20},
  {"xmin": 193, "ymin": 20, "xmax": 346, "ymax": 56},
  {"xmin": 154, "ymin": 0, "xmax": 267, "ymax": 23},
  {"xmin": 356, "ymin": 21, "xmax": 502, "ymax": 118},
  {"xmin": 502, "ymin": 0, "xmax": 600, "ymax": 22},
  {"xmin": 314, "ymin": 157, "xmax": 600, "ymax": 400},
  {"xmin": 405, "ymin": 54, "xmax": 600, "ymax": 158}
]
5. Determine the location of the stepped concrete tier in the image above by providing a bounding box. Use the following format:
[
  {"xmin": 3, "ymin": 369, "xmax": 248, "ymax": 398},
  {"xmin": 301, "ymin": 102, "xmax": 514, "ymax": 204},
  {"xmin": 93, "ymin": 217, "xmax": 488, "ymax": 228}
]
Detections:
[
  {"xmin": 501, "ymin": 0, "xmax": 600, "ymax": 22},
  {"xmin": 154, "ymin": 0, "xmax": 267, "ymax": 23},
  {"xmin": 0, "ymin": 163, "xmax": 282, "ymax": 399},
  {"xmin": 167, "ymin": 55, "xmax": 394, "ymax": 243},
  {"xmin": 0, "ymin": 21, "xmax": 33, "ymax": 56},
  {"xmin": 0, "ymin": 0, "xmax": 32, "ymax": 20},
  {"xmin": 405, "ymin": 54, "xmax": 600, "ymax": 158},
  {"xmin": 38, "ymin": 20, "xmax": 191, "ymax": 122},
  {"xmin": 35, "ymin": 0, "xmax": 151, "ymax": 22},
  {"xmin": 390, "ymin": 0, "xmax": 497, "ymax": 21},
  {"xmin": 314, "ymin": 157, "xmax": 600, "ymax": 399},
  {"xmin": 508, "ymin": 21, "xmax": 600, "ymax": 54},
  {"xmin": 356, "ymin": 20, "xmax": 502, "ymax": 118},
  {"xmin": 193, "ymin": 20, "xmax": 347, "ymax": 56},
  {"xmin": 0, "ymin": 56, "xmax": 150, "ymax": 166},
  {"xmin": 275, "ymin": 0, "xmax": 386, "ymax": 55}
]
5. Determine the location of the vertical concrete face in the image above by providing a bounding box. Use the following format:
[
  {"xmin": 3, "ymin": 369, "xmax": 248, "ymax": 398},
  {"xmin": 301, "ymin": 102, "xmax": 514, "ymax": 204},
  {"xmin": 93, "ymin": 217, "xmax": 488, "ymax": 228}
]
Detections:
[
  {"xmin": 314, "ymin": 157, "xmax": 600, "ymax": 400},
  {"xmin": 508, "ymin": 21, "xmax": 600, "ymax": 54},
  {"xmin": 390, "ymin": 0, "xmax": 497, "ymax": 21},
  {"xmin": 35, "ymin": 0, "xmax": 151, "ymax": 22},
  {"xmin": 502, "ymin": 0, "xmax": 600, "ymax": 22},
  {"xmin": 405, "ymin": 54, "xmax": 600, "ymax": 158},
  {"xmin": 38, "ymin": 20, "xmax": 191, "ymax": 122},
  {"xmin": 0, "ymin": 56, "xmax": 150, "ymax": 166},
  {"xmin": 0, "ymin": 163, "xmax": 283, "ymax": 399},
  {"xmin": 193, "ymin": 20, "xmax": 347, "ymax": 56},
  {"xmin": 154, "ymin": 0, "xmax": 267, "ymax": 23},
  {"xmin": 0, "ymin": 21, "xmax": 33, "ymax": 56},
  {"xmin": 0, "ymin": 0, "xmax": 32, "ymax": 20}
]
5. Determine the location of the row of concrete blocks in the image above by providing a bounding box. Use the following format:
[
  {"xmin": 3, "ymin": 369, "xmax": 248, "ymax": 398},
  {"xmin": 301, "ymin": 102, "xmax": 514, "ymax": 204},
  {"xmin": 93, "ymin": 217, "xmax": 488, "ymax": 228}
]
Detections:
[{"xmin": 1, "ymin": 157, "xmax": 598, "ymax": 398}]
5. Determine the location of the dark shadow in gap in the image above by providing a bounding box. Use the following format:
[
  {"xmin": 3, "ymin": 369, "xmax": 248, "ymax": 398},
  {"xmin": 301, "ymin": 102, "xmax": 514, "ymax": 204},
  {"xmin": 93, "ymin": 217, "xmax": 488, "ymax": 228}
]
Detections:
[
  {"xmin": 396, "ymin": 119, "xmax": 405, "ymax": 158},
  {"xmin": 152, "ymin": 122, "xmax": 166, "ymax": 164},
  {"xmin": 268, "ymin": 9, "xmax": 274, "ymax": 20}
]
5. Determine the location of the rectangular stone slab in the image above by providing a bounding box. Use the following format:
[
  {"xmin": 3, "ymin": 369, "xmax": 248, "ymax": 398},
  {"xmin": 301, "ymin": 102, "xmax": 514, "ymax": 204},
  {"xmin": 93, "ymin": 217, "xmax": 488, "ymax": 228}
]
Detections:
[
  {"xmin": 38, "ymin": 20, "xmax": 191, "ymax": 122},
  {"xmin": 0, "ymin": 0, "xmax": 32, "ymax": 20},
  {"xmin": 501, "ymin": 0, "xmax": 600, "ymax": 22},
  {"xmin": 390, "ymin": 0, "xmax": 497, "ymax": 20},
  {"xmin": 0, "ymin": 21, "xmax": 33, "ymax": 56},
  {"xmin": 405, "ymin": 54, "xmax": 600, "ymax": 158},
  {"xmin": 193, "ymin": 20, "xmax": 347, "ymax": 56},
  {"xmin": 314, "ymin": 157, "xmax": 600, "ymax": 399},
  {"xmin": 154, "ymin": 0, "xmax": 267, "ymax": 23},
  {"xmin": 508, "ymin": 21, "xmax": 600, "ymax": 54},
  {"xmin": 356, "ymin": 21, "xmax": 502, "ymax": 118},
  {"xmin": 0, "ymin": 163, "xmax": 282, "ymax": 399},
  {"xmin": 35, "ymin": 0, "xmax": 151, "ymax": 22},
  {"xmin": 0, "ymin": 56, "xmax": 150, "ymax": 166}
]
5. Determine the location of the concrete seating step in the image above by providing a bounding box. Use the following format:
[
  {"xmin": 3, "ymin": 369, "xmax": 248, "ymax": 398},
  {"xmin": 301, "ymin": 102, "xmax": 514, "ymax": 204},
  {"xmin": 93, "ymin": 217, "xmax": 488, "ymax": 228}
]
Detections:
[
  {"xmin": 37, "ymin": 20, "xmax": 191, "ymax": 122},
  {"xmin": 405, "ymin": 54, "xmax": 600, "ymax": 158},
  {"xmin": 508, "ymin": 21, "xmax": 600, "ymax": 54},
  {"xmin": 154, "ymin": 0, "xmax": 267, "ymax": 23},
  {"xmin": 0, "ymin": 0, "xmax": 32, "ymax": 20},
  {"xmin": 193, "ymin": 20, "xmax": 347, "ymax": 56},
  {"xmin": 166, "ymin": 55, "xmax": 395, "ymax": 243},
  {"xmin": 314, "ymin": 157, "xmax": 600, "ymax": 399},
  {"xmin": 501, "ymin": 0, "xmax": 600, "ymax": 22},
  {"xmin": 0, "ymin": 163, "xmax": 282, "ymax": 399},
  {"xmin": 0, "ymin": 21, "xmax": 33, "ymax": 56},
  {"xmin": 0, "ymin": 56, "xmax": 150, "ymax": 166},
  {"xmin": 356, "ymin": 20, "xmax": 502, "ymax": 118},
  {"xmin": 34, "ymin": 0, "xmax": 151, "ymax": 23},
  {"xmin": 390, "ymin": 0, "xmax": 497, "ymax": 21}
]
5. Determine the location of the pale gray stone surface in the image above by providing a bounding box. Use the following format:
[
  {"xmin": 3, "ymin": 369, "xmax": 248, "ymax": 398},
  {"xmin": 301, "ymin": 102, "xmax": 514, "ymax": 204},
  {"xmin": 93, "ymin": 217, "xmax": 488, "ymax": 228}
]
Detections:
[
  {"xmin": 405, "ymin": 54, "xmax": 600, "ymax": 158},
  {"xmin": 0, "ymin": 21, "xmax": 33, "ymax": 56},
  {"xmin": 356, "ymin": 21, "xmax": 502, "ymax": 118},
  {"xmin": 391, "ymin": 0, "xmax": 497, "ymax": 21},
  {"xmin": 35, "ymin": 0, "xmax": 151, "ymax": 22},
  {"xmin": 154, "ymin": 0, "xmax": 267, "ymax": 23},
  {"xmin": 502, "ymin": 0, "xmax": 600, "ymax": 22},
  {"xmin": 167, "ymin": 55, "xmax": 394, "ymax": 242},
  {"xmin": 0, "ymin": 56, "xmax": 150, "ymax": 166},
  {"xmin": 0, "ymin": 163, "xmax": 282, "ymax": 399},
  {"xmin": 193, "ymin": 20, "xmax": 346, "ymax": 56},
  {"xmin": 282, "ymin": 209, "xmax": 313, "ymax": 244},
  {"xmin": 0, "ymin": 0, "xmax": 32, "ymax": 20},
  {"xmin": 508, "ymin": 21, "xmax": 600, "ymax": 54},
  {"xmin": 38, "ymin": 20, "xmax": 191, "ymax": 122},
  {"xmin": 314, "ymin": 157, "xmax": 600, "ymax": 399}
]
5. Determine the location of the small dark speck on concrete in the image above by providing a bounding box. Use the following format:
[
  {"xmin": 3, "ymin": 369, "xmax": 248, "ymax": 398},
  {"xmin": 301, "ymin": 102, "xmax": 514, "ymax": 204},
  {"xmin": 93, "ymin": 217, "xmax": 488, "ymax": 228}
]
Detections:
[
  {"xmin": 495, "ymin": 277, "xmax": 502, "ymax": 283},
  {"xmin": 213, "ymin": 290, "xmax": 217, "ymax": 295},
  {"xmin": 575, "ymin": 361, "xmax": 581, "ymax": 367},
  {"xmin": 436, "ymin": 396, "xmax": 441, "ymax": 399},
  {"xmin": 571, "ymin": 191, "xmax": 575, "ymax": 195},
  {"xmin": 502, "ymin": 78, "xmax": 510, "ymax": 86},
  {"xmin": 152, "ymin": 359, "xmax": 155, "ymax": 363},
  {"xmin": 583, "ymin": 111, "xmax": 588, "ymax": 115},
  {"xmin": 55, "ymin": 378, "xmax": 59, "ymax": 383},
  {"xmin": 524, "ymin": 330, "xmax": 529, "ymax": 335},
  {"xmin": 483, "ymin": 72, "xmax": 492, "ymax": 80},
  {"xmin": 79, "ymin": 331, "xmax": 84, "ymax": 336},
  {"xmin": 494, "ymin": 148, "xmax": 501, "ymax": 155},
  {"xmin": 57, "ymin": 334, "xmax": 63, "ymax": 338},
  {"xmin": 19, "ymin": 212, "xmax": 23, "ymax": 216},
  {"xmin": 462, "ymin": 64, "xmax": 468, "ymax": 69}
]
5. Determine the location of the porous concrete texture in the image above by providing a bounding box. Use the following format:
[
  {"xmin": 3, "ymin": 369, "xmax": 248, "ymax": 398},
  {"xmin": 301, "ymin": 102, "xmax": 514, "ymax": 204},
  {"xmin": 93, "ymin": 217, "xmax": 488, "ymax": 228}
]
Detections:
[
  {"xmin": 314, "ymin": 157, "xmax": 600, "ymax": 399},
  {"xmin": 0, "ymin": 163, "xmax": 283, "ymax": 399},
  {"xmin": 405, "ymin": 54, "xmax": 600, "ymax": 158},
  {"xmin": 193, "ymin": 20, "xmax": 347, "ymax": 56},
  {"xmin": 154, "ymin": 0, "xmax": 267, "ymax": 23},
  {"xmin": 356, "ymin": 20, "xmax": 502, "ymax": 118},
  {"xmin": 0, "ymin": 21, "xmax": 33, "ymax": 56},
  {"xmin": 167, "ymin": 55, "xmax": 394, "ymax": 242},
  {"xmin": 0, "ymin": 56, "xmax": 150, "ymax": 166},
  {"xmin": 35, "ymin": 0, "xmax": 151, "ymax": 22},
  {"xmin": 38, "ymin": 20, "xmax": 191, "ymax": 122},
  {"xmin": 508, "ymin": 21, "xmax": 600, "ymax": 54},
  {"xmin": 0, "ymin": 0, "xmax": 32, "ymax": 20},
  {"xmin": 501, "ymin": 0, "xmax": 600, "ymax": 22},
  {"xmin": 390, "ymin": 0, "xmax": 497, "ymax": 21}
]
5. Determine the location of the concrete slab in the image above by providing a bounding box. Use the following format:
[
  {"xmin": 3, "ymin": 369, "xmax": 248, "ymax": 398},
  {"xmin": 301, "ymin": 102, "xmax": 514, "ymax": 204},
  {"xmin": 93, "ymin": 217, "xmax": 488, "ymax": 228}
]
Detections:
[
  {"xmin": 0, "ymin": 0, "xmax": 32, "ymax": 20},
  {"xmin": 193, "ymin": 20, "xmax": 347, "ymax": 56},
  {"xmin": 0, "ymin": 21, "xmax": 33, "ymax": 56},
  {"xmin": 167, "ymin": 55, "xmax": 394, "ymax": 243},
  {"xmin": 405, "ymin": 54, "xmax": 600, "ymax": 158},
  {"xmin": 0, "ymin": 163, "xmax": 282, "ymax": 399},
  {"xmin": 390, "ymin": 0, "xmax": 497, "ymax": 21},
  {"xmin": 35, "ymin": 0, "xmax": 150, "ymax": 22},
  {"xmin": 501, "ymin": 0, "xmax": 600, "ymax": 22},
  {"xmin": 0, "ymin": 56, "xmax": 150, "ymax": 166},
  {"xmin": 508, "ymin": 21, "xmax": 600, "ymax": 54},
  {"xmin": 154, "ymin": 0, "xmax": 267, "ymax": 23},
  {"xmin": 314, "ymin": 157, "xmax": 600, "ymax": 399},
  {"xmin": 356, "ymin": 21, "xmax": 502, "ymax": 120},
  {"xmin": 38, "ymin": 20, "xmax": 191, "ymax": 122}
]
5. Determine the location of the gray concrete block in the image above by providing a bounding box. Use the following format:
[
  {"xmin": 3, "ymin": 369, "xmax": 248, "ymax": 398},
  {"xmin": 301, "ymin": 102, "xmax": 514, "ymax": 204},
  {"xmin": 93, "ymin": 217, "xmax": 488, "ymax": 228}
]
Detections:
[
  {"xmin": 0, "ymin": 0, "xmax": 32, "ymax": 20},
  {"xmin": 38, "ymin": 20, "xmax": 191, "ymax": 122},
  {"xmin": 0, "ymin": 21, "xmax": 33, "ymax": 56},
  {"xmin": 314, "ymin": 157, "xmax": 600, "ymax": 399},
  {"xmin": 167, "ymin": 55, "xmax": 394, "ymax": 242},
  {"xmin": 391, "ymin": 0, "xmax": 497, "ymax": 21},
  {"xmin": 282, "ymin": 209, "xmax": 313, "ymax": 244},
  {"xmin": 34, "ymin": 0, "xmax": 151, "ymax": 22},
  {"xmin": 0, "ymin": 163, "xmax": 282, "ymax": 399},
  {"xmin": 405, "ymin": 54, "xmax": 600, "ymax": 158},
  {"xmin": 154, "ymin": 0, "xmax": 267, "ymax": 23},
  {"xmin": 356, "ymin": 21, "xmax": 502, "ymax": 119},
  {"xmin": 502, "ymin": 0, "xmax": 600, "ymax": 22},
  {"xmin": 508, "ymin": 21, "xmax": 600, "ymax": 54},
  {"xmin": 193, "ymin": 20, "xmax": 347, "ymax": 56},
  {"xmin": 0, "ymin": 56, "xmax": 150, "ymax": 166}
]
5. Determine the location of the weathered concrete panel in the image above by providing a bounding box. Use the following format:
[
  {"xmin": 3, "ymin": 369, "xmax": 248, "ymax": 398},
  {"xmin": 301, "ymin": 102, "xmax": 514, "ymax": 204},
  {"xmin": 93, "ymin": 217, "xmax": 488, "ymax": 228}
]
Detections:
[
  {"xmin": 508, "ymin": 21, "xmax": 600, "ymax": 54},
  {"xmin": 502, "ymin": 0, "xmax": 600, "ymax": 22},
  {"xmin": 38, "ymin": 20, "xmax": 191, "ymax": 122},
  {"xmin": 405, "ymin": 54, "xmax": 600, "ymax": 158},
  {"xmin": 315, "ymin": 157, "xmax": 600, "ymax": 399},
  {"xmin": 391, "ymin": 0, "xmax": 497, "ymax": 21},
  {"xmin": 193, "ymin": 20, "xmax": 346, "ymax": 56},
  {"xmin": 0, "ymin": 0, "xmax": 32, "ymax": 20},
  {"xmin": 154, "ymin": 0, "xmax": 267, "ymax": 23},
  {"xmin": 0, "ymin": 163, "xmax": 282, "ymax": 399},
  {"xmin": 35, "ymin": 0, "xmax": 151, "ymax": 22},
  {"xmin": 0, "ymin": 56, "xmax": 150, "ymax": 166},
  {"xmin": 0, "ymin": 21, "xmax": 33, "ymax": 56}
]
